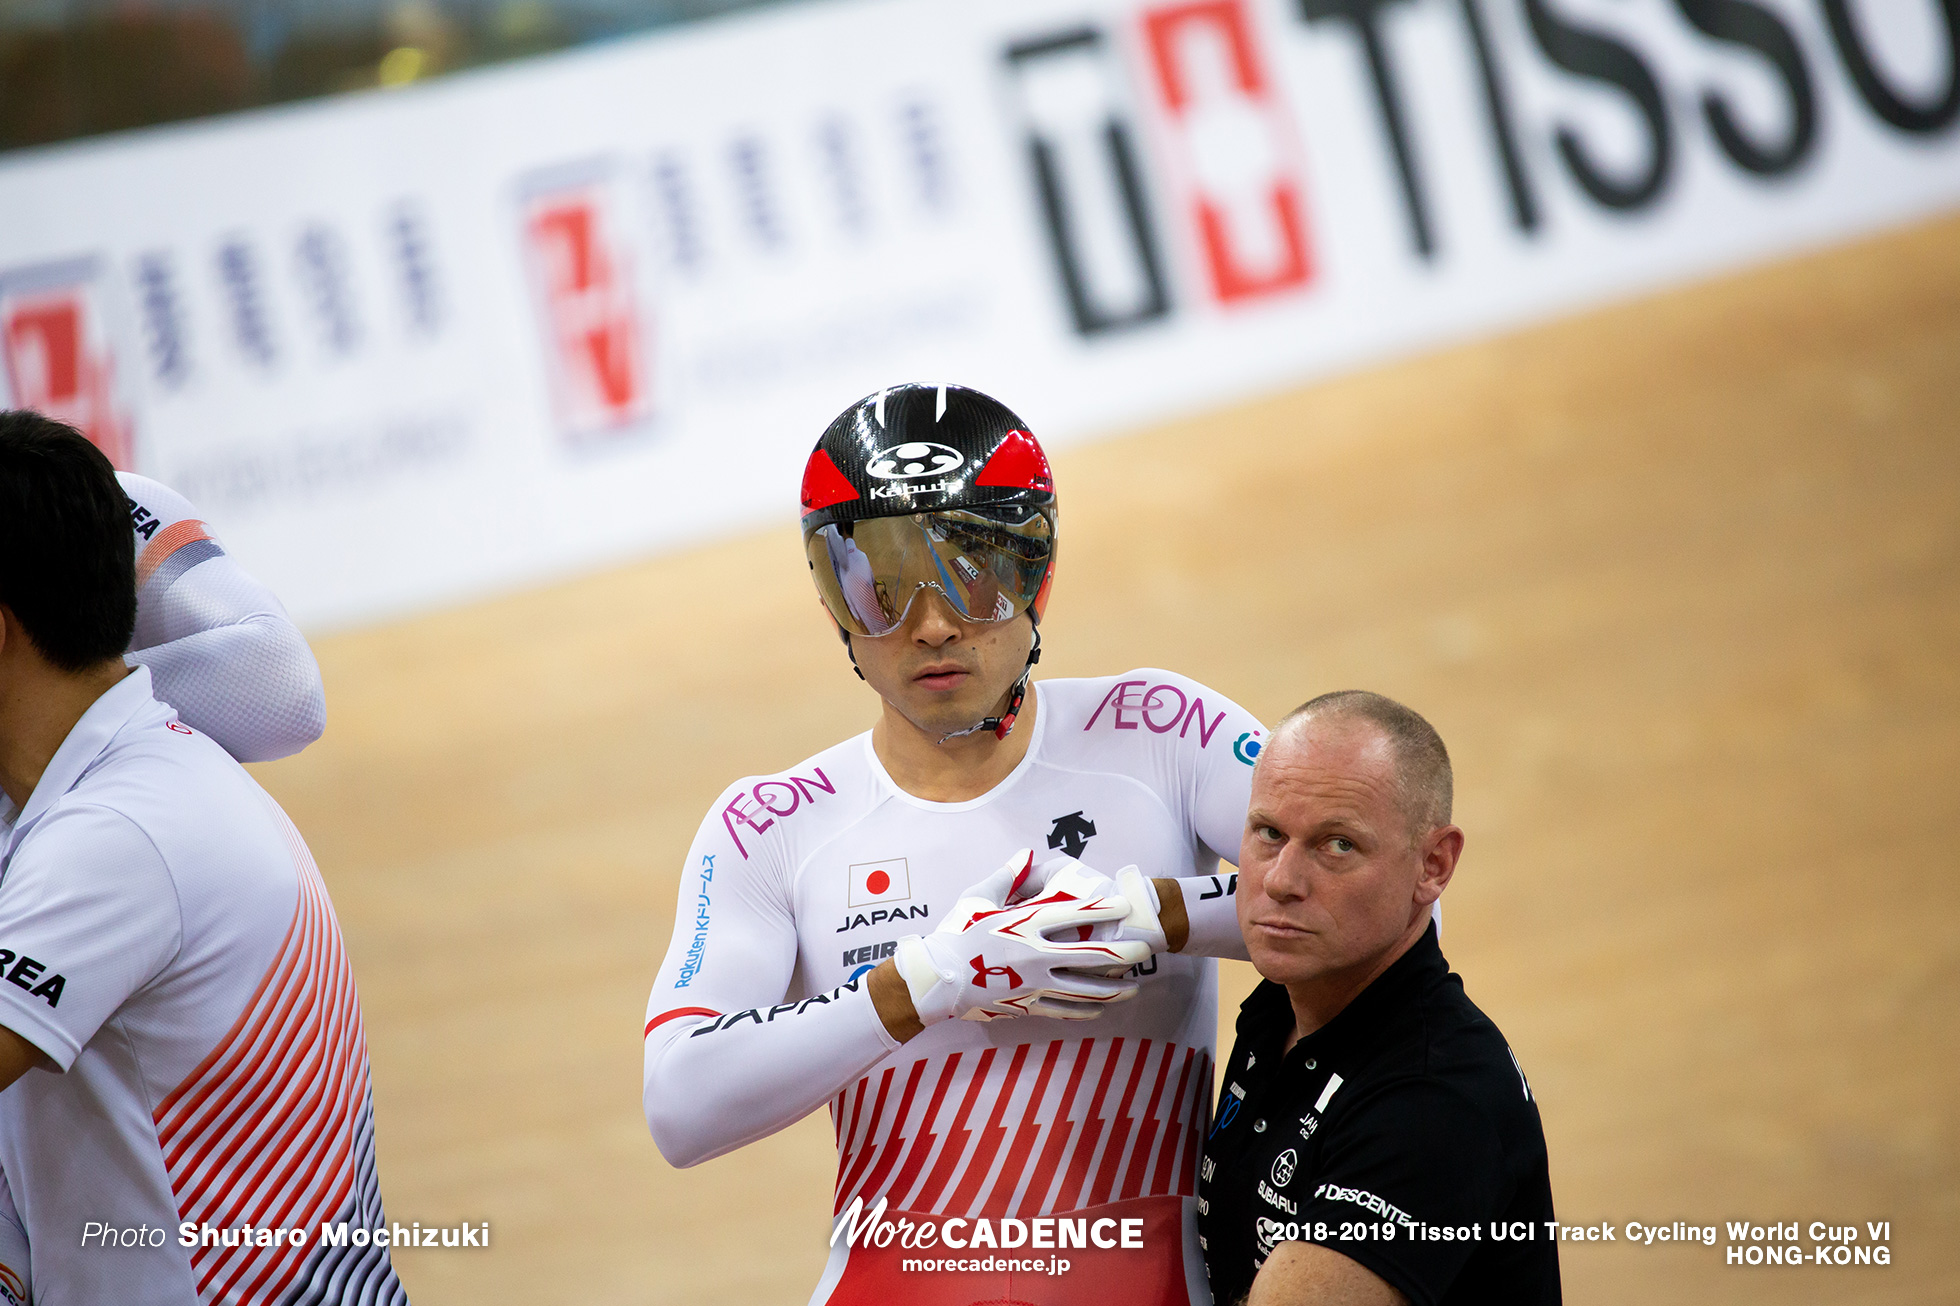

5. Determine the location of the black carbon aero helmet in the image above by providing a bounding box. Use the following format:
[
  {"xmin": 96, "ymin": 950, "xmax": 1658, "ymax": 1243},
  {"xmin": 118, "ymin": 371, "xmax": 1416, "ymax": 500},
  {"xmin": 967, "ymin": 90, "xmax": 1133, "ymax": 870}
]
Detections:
[
  {"xmin": 801, "ymin": 383, "xmax": 1059, "ymax": 631},
  {"xmin": 800, "ymin": 384, "xmax": 1057, "ymax": 739}
]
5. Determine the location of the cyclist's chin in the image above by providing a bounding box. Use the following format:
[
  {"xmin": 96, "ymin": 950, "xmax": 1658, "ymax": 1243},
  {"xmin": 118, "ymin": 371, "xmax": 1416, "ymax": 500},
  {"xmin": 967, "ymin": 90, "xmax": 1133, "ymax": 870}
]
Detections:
[{"xmin": 892, "ymin": 676, "xmax": 1016, "ymax": 738}]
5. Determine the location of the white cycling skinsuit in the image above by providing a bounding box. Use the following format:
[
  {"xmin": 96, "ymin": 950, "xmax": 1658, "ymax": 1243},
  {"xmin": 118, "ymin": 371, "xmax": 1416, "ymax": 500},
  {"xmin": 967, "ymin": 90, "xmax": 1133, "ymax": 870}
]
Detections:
[{"xmin": 644, "ymin": 670, "xmax": 1264, "ymax": 1306}]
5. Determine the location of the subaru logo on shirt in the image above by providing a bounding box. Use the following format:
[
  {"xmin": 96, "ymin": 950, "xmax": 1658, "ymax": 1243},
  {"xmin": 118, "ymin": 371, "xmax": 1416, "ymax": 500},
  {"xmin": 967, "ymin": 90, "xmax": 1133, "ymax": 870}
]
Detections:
[
  {"xmin": 1271, "ymin": 1148, "xmax": 1297, "ymax": 1187},
  {"xmin": 866, "ymin": 441, "xmax": 963, "ymax": 479}
]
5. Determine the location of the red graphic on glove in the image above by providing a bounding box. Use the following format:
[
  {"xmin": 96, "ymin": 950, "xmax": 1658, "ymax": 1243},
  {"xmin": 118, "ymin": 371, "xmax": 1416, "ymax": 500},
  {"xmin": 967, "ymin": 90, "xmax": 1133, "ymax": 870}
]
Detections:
[{"xmin": 969, "ymin": 957, "xmax": 1024, "ymax": 989}]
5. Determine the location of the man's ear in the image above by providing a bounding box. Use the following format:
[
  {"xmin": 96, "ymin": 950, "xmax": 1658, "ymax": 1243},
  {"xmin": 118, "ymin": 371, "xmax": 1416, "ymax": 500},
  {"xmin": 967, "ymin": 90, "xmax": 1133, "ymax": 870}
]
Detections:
[{"xmin": 1414, "ymin": 826, "xmax": 1464, "ymax": 906}]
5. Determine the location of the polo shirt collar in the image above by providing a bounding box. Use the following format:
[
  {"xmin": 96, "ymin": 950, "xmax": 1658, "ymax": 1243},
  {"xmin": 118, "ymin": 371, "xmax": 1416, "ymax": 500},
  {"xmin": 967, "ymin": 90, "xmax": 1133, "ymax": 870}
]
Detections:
[
  {"xmin": 1, "ymin": 666, "xmax": 156, "ymax": 858},
  {"xmin": 1238, "ymin": 920, "xmax": 1447, "ymax": 1063}
]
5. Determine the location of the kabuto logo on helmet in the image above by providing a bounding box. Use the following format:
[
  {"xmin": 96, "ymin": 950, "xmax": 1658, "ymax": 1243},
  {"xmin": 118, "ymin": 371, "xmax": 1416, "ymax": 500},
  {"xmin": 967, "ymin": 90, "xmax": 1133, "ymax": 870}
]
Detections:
[
  {"xmin": 799, "ymin": 385, "xmax": 1056, "ymax": 529},
  {"xmin": 866, "ymin": 441, "xmax": 965, "ymax": 480}
]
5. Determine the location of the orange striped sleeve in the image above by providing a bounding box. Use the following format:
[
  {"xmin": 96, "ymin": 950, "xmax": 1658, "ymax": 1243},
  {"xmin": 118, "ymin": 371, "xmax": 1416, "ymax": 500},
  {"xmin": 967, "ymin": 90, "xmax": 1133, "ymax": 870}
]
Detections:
[{"xmin": 135, "ymin": 518, "xmax": 215, "ymax": 588}]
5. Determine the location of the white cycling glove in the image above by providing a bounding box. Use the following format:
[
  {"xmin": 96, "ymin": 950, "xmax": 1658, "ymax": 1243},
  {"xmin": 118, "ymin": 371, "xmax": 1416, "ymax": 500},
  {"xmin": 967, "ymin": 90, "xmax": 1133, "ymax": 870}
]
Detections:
[
  {"xmin": 1012, "ymin": 855, "xmax": 1170, "ymax": 961},
  {"xmin": 894, "ymin": 850, "xmax": 1153, "ymax": 1024}
]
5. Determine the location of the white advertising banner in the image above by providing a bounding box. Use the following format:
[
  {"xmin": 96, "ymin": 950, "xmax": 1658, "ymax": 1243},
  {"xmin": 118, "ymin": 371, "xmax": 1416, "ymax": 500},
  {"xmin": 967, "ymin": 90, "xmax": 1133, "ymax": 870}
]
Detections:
[{"xmin": 1, "ymin": 0, "xmax": 1956, "ymax": 626}]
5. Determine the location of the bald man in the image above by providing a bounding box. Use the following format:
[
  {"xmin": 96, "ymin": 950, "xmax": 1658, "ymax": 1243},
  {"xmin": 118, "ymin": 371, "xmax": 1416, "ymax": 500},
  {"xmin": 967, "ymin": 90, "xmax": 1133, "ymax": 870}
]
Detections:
[{"xmin": 1197, "ymin": 691, "xmax": 1560, "ymax": 1306}]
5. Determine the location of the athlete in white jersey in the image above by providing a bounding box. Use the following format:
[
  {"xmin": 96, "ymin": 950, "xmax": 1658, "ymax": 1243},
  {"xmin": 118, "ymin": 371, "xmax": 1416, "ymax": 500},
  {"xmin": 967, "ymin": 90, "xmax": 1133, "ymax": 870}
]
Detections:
[
  {"xmin": 644, "ymin": 386, "xmax": 1265, "ymax": 1306},
  {"xmin": 0, "ymin": 414, "xmax": 405, "ymax": 1306}
]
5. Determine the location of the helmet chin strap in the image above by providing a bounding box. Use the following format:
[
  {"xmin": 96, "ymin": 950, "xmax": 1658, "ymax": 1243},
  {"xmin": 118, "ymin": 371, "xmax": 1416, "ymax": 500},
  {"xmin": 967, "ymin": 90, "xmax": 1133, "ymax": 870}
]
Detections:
[
  {"xmin": 839, "ymin": 623, "xmax": 866, "ymax": 681},
  {"xmin": 839, "ymin": 616, "xmax": 1044, "ymax": 745},
  {"xmin": 936, "ymin": 623, "xmax": 1041, "ymax": 746}
]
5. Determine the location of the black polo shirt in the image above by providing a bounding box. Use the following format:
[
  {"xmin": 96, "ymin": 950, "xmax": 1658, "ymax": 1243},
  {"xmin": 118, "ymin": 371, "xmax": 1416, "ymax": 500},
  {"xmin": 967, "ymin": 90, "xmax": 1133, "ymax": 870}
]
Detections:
[{"xmin": 1198, "ymin": 924, "xmax": 1559, "ymax": 1306}]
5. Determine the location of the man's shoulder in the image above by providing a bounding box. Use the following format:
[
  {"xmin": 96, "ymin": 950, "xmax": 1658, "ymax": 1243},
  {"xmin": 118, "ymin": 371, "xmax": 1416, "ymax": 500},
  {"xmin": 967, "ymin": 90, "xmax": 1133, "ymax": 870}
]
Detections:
[
  {"xmin": 1040, "ymin": 667, "xmax": 1260, "ymax": 753},
  {"xmin": 698, "ymin": 732, "xmax": 880, "ymax": 865},
  {"xmin": 1328, "ymin": 975, "xmax": 1541, "ymax": 1143},
  {"xmin": 1419, "ymin": 975, "xmax": 1543, "ymax": 1120},
  {"xmin": 711, "ymin": 731, "xmax": 874, "ymax": 802},
  {"xmin": 74, "ymin": 703, "xmax": 248, "ymax": 804},
  {"xmin": 13, "ymin": 793, "xmax": 165, "ymax": 877},
  {"xmin": 48, "ymin": 708, "xmax": 280, "ymax": 874},
  {"xmin": 5, "ymin": 775, "xmax": 186, "ymax": 956}
]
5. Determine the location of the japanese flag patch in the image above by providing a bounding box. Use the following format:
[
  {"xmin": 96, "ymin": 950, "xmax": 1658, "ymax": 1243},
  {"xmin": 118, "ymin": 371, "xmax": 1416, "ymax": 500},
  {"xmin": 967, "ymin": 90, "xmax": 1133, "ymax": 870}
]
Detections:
[{"xmin": 848, "ymin": 858, "xmax": 911, "ymax": 908}]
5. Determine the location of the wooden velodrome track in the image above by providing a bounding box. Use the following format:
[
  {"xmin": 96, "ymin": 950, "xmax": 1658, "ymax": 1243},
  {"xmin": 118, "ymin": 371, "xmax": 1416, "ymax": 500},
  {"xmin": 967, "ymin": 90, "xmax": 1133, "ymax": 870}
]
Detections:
[{"xmin": 249, "ymin": 213, "xmax": 1960, "ymax": 1305}]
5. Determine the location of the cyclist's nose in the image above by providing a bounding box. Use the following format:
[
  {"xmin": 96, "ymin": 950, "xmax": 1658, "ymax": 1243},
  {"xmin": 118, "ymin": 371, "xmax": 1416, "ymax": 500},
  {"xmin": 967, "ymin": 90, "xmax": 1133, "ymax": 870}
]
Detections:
[{"xmin": 905, "ymin": 586, "xmax": 966, "ymax": 647}]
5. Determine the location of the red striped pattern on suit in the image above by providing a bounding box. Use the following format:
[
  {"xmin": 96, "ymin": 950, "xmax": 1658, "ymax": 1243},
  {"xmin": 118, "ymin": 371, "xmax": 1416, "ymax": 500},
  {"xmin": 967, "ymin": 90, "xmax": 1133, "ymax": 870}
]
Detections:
[
  {"xmin": 152, "ymin": 805, "xmax": 376, "ymax": 1306},
  {"xmin": 829, "ymin": 1038, "xmax": 1211, "ymax": 1218}
]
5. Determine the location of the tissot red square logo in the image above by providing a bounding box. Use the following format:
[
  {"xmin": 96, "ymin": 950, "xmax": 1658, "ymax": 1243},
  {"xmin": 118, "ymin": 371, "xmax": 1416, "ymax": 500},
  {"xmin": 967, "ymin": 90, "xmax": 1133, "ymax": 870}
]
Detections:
[
  {"xmin": 1140, "ymin": 0, "xmax": 1315, "ymax": 304},
  {"xmin": 848, "ymin": 859, "xmax": 911, "ymax": 908}
]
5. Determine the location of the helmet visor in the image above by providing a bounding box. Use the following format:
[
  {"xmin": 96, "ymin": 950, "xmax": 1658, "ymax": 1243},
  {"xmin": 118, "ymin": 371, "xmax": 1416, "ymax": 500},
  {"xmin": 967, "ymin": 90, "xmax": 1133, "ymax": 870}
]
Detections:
[{"xmin": 806, "ymin": 507, "xmax": 1054, "ymax": 638}]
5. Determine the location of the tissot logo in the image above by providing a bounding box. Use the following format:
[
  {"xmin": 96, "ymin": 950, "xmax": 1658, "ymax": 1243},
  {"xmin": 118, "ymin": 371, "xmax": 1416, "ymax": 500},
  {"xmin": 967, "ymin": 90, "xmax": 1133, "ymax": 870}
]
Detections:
[{"xmin": 866, "ymin": 441, "xmax": 964, "ymax": 479}]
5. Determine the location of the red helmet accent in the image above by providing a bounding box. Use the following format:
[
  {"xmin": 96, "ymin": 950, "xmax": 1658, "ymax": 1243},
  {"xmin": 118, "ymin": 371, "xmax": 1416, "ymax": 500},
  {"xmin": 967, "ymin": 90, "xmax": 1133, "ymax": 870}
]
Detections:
[
  {"xmin": 800, "ymin": 448, "xmax": 860, "ymax": 516},
  {"xmin": 973, "ymin": 429, "xmax": 1053, "ymax": 492}
]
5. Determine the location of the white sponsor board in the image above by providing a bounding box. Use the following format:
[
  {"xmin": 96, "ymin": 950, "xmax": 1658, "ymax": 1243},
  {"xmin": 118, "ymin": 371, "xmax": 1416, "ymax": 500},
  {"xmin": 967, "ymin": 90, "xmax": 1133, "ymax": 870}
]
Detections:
[{"xmin": 1, "ymin": 0, "xmax": 1955, "ymax": 627}]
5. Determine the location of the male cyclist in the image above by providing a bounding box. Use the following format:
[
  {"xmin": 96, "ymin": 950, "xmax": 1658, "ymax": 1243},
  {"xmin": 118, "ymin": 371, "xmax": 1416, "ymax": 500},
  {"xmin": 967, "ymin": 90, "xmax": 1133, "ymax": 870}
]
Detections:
[{"xmin": 643, "ymin": 384, "xmax": 1265, "ymax": 1305}]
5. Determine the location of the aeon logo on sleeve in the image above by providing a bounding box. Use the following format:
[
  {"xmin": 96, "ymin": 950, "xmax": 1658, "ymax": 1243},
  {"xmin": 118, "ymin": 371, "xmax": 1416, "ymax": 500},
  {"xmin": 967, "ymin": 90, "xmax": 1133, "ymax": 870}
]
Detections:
[{"xmin": 866, "ymin": 442, "xmax": 964, "ymax": 479}]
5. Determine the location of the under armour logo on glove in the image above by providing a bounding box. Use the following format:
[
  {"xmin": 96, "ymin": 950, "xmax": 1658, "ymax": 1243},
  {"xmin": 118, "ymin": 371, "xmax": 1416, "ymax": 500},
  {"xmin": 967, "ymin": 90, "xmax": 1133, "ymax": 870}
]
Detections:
[{"xmin": 970, "ymin": 957, "xmax": 1023, "ymax": 989}]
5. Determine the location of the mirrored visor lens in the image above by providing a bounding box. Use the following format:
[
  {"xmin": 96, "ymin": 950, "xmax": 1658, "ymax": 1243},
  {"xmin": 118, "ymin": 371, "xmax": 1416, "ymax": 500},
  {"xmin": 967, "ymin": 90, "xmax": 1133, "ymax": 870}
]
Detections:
[{"xmin": 806, "ymin": 508, "xmax": 1053, "ymax": 637}]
